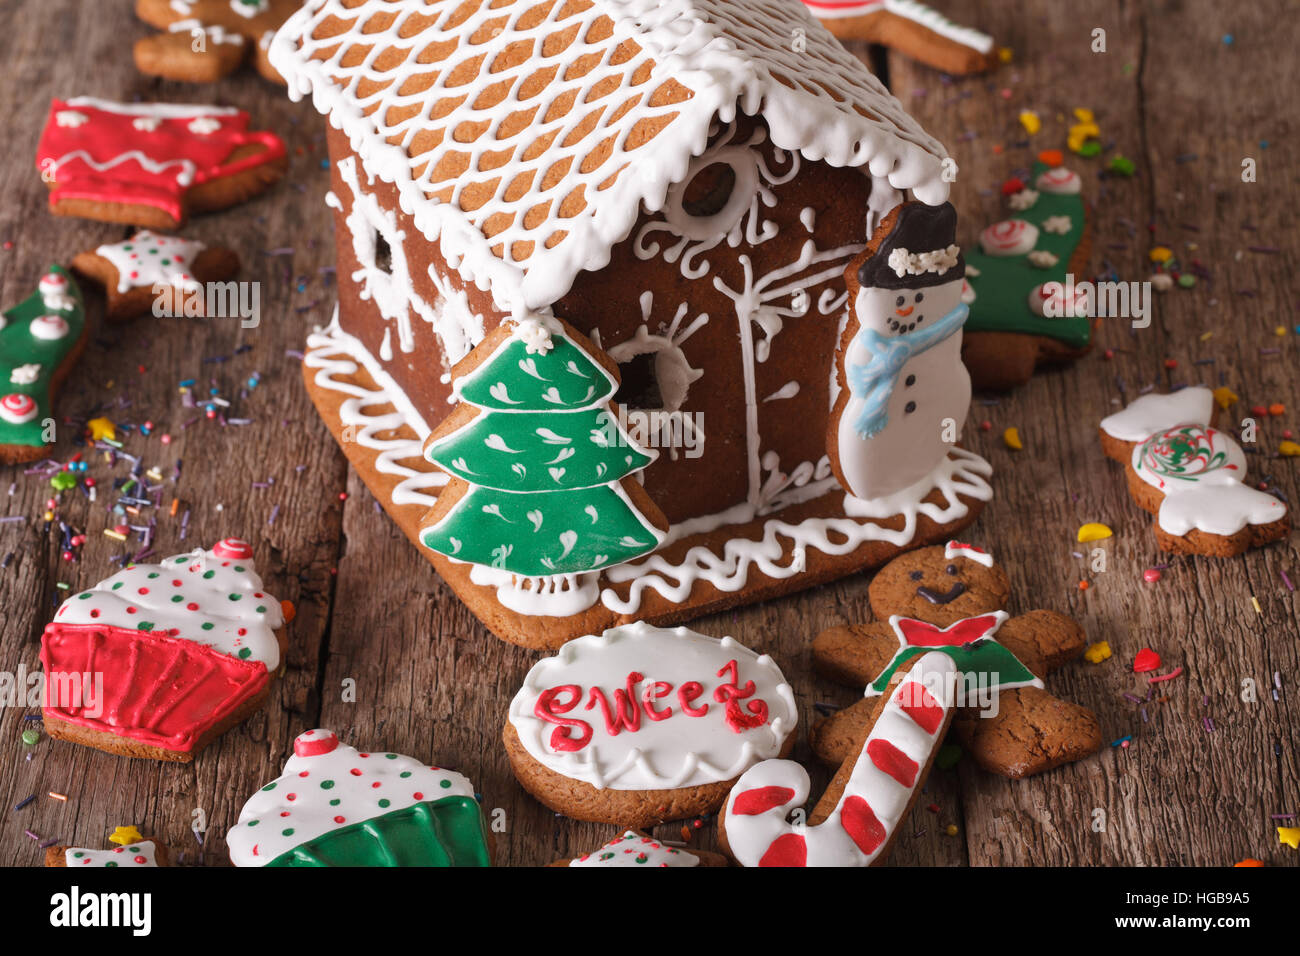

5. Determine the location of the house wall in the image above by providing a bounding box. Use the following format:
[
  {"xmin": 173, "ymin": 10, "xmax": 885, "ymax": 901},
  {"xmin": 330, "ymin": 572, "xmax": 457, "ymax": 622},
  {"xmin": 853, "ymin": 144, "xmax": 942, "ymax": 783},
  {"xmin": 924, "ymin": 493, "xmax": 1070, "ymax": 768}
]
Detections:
[{"xmin": 325, "ymin": 115, "xmax": 877, "ymax": 526}]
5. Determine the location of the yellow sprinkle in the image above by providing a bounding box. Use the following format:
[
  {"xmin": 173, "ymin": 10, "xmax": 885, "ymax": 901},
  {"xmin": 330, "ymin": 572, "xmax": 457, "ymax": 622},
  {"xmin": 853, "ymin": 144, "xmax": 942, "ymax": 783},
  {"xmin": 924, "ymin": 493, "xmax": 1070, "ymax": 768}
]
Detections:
[
  {"xmin": 1077, "ymin": 522, "xmax": 1113, "ymax": 542},
  {"xmin": 945, "ymin": 824, "xmax": 959, "ymax": 837},
  {"xmin": 1252, "ymin": 596, "xmax": 1262, "ymax": 616},
  {"xmin": 103, "ymin": 529, "xmax": 127, "ymax": 542},
  {"xmin": 1084, "ymin": 640, "xmax": 1112, "ymax": 664},
  {"xmin": 48, "ymin": 791, "xmax": 67, "ymax": 802},
  {"xmin": 110, "ymin": 825, "xmax": 144, "ymax": 846},
  {"xmin": 1002, "ymin": 426, "xmax": 1023, "ymax": 450},
  {"xmin": 86, "ymin": 416, "xmax": 117, "ymax": 442},
  {"xmin": 997, "ymin": 46, "xmax": 1013, "ymax": 64},
  {"xmin": 1277, "ymin": 326, "xmax": 1290, "ymax": 337},
  {"xmin": 1018, "ymin": 110, "xmax": 1041, "ymax": 135},
  {"xmin": 1280, "ymin": 827, "xmax": 1300, "ymax": 850},
  {"xmin": 1073, "ymin": 107, "xmax": 1095, "ymax": 123},
  {"xmin": 145, "ymin": 468, "xmax": 163, "ymax": 481},
  {"xmin": 1279, "ymin": 440, "xmax": 1300, "ymax": 457},
  {"xmin": 1212, "ymin": 386, "xmax": 1238, "ymax": 410},
  {"xmin": 1148, "ymin": 246, "xmax": 1173, "ymax": 263},
  {"xmin": 1199, "ymin": 331, "xmax": 1214, "ymax": 342}
]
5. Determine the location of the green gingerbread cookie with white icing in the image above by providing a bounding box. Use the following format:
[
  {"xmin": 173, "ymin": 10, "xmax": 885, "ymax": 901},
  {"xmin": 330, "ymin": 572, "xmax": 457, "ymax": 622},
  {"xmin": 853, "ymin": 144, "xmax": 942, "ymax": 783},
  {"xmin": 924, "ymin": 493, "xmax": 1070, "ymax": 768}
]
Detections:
[
  {"xmin": 961, "ymin": 158, "xmax": 1093, "ymax": 390},
  {"xmin": 0, "ymin": 266, "xmax": 88, "ymax": 464}
]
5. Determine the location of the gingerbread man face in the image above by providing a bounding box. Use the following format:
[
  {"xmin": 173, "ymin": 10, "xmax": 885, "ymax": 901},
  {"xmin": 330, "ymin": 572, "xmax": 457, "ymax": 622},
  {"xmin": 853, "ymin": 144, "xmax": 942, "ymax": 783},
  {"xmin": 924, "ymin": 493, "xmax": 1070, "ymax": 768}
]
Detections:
[{"xmin": 868, "ymin": 542, "xmax": 1009, "ymax": 625}]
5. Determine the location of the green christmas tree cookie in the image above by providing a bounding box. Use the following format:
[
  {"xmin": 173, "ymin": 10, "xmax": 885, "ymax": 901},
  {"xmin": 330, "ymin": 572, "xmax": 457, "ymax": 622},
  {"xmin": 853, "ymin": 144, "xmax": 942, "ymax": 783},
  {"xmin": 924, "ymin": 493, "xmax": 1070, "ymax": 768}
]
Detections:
[{"xmin": 419, "ymin": 317, "xmax": 667, "ymax": 578}]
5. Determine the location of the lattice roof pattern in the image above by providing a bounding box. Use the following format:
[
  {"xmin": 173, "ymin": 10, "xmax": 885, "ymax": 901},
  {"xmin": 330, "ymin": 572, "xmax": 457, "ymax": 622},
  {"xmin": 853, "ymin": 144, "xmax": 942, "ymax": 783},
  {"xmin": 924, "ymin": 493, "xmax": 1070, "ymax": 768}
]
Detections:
[{"xmin": 271, "ymin": 0, "xmax": 951, "ymax": 315}]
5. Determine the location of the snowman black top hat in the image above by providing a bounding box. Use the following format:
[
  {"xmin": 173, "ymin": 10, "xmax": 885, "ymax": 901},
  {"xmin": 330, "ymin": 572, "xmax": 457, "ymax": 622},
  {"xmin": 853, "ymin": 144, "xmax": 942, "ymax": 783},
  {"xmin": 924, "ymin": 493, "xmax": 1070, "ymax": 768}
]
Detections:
[{"xmin": 857, "ymin": 201, "xmax": 964, "ymax": 291}]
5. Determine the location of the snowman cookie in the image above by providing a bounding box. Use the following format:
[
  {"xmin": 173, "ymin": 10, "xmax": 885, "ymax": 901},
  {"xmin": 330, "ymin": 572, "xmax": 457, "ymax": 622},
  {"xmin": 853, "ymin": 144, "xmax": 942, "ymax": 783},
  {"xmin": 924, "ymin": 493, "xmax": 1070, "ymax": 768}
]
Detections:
[
  {"xmin": 1100, "ymin": 387, "xmax": 1290, "ymax": 556},
  {"xmin": 72, "ymin": 230, "xmax": 240, "ymax": 322},
  {"xmin": 828, "ymin": 200, "xmax": 971, "ymax": 501}
]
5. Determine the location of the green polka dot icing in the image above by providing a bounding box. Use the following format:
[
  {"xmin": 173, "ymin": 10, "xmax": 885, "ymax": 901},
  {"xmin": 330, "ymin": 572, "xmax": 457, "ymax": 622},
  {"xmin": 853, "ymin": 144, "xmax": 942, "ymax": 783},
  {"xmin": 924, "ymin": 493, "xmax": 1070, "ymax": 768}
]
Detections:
[
  {"xmin": 569, "ymin": 831, "xmax": 699, "ymax": 868},
  {"xmin": 226, "ymin": 729, "xmax": 481, "ymax": 867},
  {"xmin": 62, "ymin": 841, "xmax": 158, "ymax": 867},
  {"xmin": 51, "ymin": 541, "xmax": 285, "ymax": 669},
  {"xmin": 94, "ymin": 230, "xmax": 205, "ymax": 295}
]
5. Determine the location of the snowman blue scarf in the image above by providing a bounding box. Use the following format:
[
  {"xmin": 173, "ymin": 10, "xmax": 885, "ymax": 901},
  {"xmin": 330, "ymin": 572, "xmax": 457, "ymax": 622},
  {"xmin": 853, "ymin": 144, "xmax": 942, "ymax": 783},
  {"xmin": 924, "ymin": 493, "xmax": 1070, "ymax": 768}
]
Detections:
[{"xmin": 846, "ymin": 302, "xmax": 969, "ymax": 439}]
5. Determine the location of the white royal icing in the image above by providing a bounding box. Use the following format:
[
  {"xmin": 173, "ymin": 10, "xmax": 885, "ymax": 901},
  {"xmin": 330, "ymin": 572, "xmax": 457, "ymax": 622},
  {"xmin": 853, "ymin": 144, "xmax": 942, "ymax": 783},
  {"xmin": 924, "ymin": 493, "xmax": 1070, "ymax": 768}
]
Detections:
[
  {"xmin": 569, "ymin": 830, "xmax": 700, "ymax": 867},
  {"xmin": 227, "ymin": 729, "xmax": 478, "ymax": 867},
  {"xmin": 52, "ymin": 540, "xmax": 285, "ymax": 669},
  {"xmin": 979, "ymin": 219, "xmax": 1039, "ymax": 257},
  {"xmin": 508, "ymin": 621, "xmax": 797, "ymax": 790},
  {"xmin": 29, "ymin": 315, "xmax": 70, "ymax": 340},
  {"xmin": 9, "ymin": 364, "xmax": 41, "ymax": 385},
  {"xmin": 1007, "ymin": 188, "xmax": 1038, "ymax": 211},
  {"xmin": 1103, "ymin": 387, "xmax": 1287, "ymax": 537},
  {"xmin": 270, "ymin": 0, "xmax": 952, "ymax": 318},
  {"xmin": 64, "ymin": 841, "xmax": 158, "ymax": 867},
  {"xmin": 1100, "ymin": 386, "xmax": 1213, "ymax": 442},
  {"xmin": 802, "ymin": 1, "xmax": 994, "ymax": 54},
  {"xmin": 723, "ymin": 651, "xmax": 957, "ymax": 867},
  {"xmin": 943, "ymin": 540, "xmax": 993, "ymax": 567},
  {"xmin": 96, "ymin": 230, "xmax": 207, "ymax": 294},
  {"xmin": 1035, "ymin": 167, "xmax": 1082, "ymax": 195}
]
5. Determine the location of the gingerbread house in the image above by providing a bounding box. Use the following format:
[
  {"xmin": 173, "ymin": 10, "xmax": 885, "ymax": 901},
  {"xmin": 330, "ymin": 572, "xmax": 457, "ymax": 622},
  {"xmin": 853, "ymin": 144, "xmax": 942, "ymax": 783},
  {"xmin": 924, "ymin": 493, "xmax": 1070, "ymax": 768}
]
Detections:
[{"xmin": 271, "ymin": 0, "xmax": 992, "ymax": 648}]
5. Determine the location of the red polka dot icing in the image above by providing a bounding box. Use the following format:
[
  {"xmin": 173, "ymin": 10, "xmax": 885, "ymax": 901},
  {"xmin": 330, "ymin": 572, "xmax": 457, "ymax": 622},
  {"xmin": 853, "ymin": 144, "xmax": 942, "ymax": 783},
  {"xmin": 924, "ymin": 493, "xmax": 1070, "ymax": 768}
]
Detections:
[
  {"xmin": 53, "ymin": 542, "xmax": 284, "ymax": 667},
  {"xmin": 570, "ymin": 830, "xmax": 699, "ymax": 868},
  {"xmin": 94, "ymin": 230, "xmax": 206, "ymax": 294},
  {"xmin": 226, "ymin": 729, "xmax": 477, "ymax": 867},
  {"xmin": 64, "ymin": 841, "xmax": 158, "ymax": 867}
]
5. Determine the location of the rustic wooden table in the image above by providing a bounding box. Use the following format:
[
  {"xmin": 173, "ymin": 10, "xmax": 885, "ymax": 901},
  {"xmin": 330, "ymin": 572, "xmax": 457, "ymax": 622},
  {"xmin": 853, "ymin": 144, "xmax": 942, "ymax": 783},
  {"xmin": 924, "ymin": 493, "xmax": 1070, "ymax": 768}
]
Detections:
[{"xmin": 1, "ymin": 0, "xmax": 1295, "ymax": 868}]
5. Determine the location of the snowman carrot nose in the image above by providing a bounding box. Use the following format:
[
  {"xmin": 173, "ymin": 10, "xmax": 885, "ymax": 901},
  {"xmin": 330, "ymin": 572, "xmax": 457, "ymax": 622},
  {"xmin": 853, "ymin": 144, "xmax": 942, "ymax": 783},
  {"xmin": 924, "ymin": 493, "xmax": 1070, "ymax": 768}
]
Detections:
[{"xmin": 896, "ymin": 306, "xmax": 915, "ymax": 316}]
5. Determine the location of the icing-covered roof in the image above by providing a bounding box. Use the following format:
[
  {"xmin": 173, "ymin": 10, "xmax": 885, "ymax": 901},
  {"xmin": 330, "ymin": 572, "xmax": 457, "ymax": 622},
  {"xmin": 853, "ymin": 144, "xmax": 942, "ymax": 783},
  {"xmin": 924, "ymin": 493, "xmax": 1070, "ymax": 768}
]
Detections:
[{"xmin": 270, "ymin": 0, "xmax": 951, "ymax": 317}]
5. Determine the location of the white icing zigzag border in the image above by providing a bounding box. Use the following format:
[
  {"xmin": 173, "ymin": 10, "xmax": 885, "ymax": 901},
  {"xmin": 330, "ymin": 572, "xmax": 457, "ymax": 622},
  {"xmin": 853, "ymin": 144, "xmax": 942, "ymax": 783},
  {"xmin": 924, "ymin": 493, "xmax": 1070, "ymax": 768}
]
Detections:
[{"xmin": 303, "ymin": 318, "xmax": 993, "ymax": 617}]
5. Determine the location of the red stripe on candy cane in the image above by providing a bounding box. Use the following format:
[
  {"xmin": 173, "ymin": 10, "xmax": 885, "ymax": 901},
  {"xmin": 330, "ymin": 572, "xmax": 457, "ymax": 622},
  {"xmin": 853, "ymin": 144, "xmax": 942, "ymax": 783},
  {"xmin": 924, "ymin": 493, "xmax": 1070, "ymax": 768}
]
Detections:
[{"xmin": 732, "ymin": 786, "xmax": 796, "ymax": 816}]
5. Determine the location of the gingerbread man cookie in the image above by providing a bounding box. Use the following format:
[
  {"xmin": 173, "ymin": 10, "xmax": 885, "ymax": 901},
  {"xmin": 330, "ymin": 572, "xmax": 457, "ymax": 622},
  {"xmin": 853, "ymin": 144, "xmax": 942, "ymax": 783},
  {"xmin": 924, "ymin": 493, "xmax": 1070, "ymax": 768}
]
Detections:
[
  {"xmin": 802, "ymin": 1, "xmax": 996, "ymax": 75},
  {"xmin": 811, "ymin": 542, "xmax": 1102, "ymax": 780},
  {"xmin": 1100, "ymin": 387, "xmax": 1290, "ymax": 556},
  {"xmin": 35, "ymin": 98, "xmax": 286, "ymax": 230},
  {"xmin": 720, "ymin": 651, "xmax": 958, "ymax": 867},
  {"xmin": 41, "ymin": 538, "xmax": 293, "ymax": 762},
  {"xmin": 72, "ymin": 230, "xmax": 240, "ymax": 322},
  {"xmin": 0, "ymin": 267, "xmax": 88, "ymax": 465},
  {"xmin": 134, "ymin": 0, "xmax": 298, "ymax": 84}
]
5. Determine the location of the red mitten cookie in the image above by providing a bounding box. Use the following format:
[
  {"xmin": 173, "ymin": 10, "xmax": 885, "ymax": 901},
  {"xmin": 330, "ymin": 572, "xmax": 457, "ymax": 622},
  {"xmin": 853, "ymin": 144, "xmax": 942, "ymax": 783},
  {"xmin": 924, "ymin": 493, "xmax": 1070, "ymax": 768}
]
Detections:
[
  {"xmin": 812, "ymin": 541, "xmax": 1103, "ymax": 779},
  {"xmin": 551, "ymin": 829, "xmax": 728, "ymax": 867},
  {"xmin": 802, "ymin": 1, "xmax": 997, "ymax": 74},
  {"xmin": 719, "ymin": 651, "xmax": 957, "ymax": 867},
  {"xmin": 504, "ymin": 622, "xmax": 797, "ymax": 828},
  {"xmin": 0, "ymin": 267, "xmax": 88, "ymax": 465},
  {"xmin": 41, "ymin": 538, "xmax": 292, "ymax": 762},
  {"xmin": 72, "ymin": 230, "xmax": 240, "ymax": 322},
  {"xmin": 46, "ymin": 828, "xmax": 169, "ymax": 868},
  {"xmin": 134, "ymin": 0, "xmax": 298, "ymax": 84},
  {"xmin": 36, "ymin": 98, "xmax": 286, "ymax": 230},
  {"xmin": 1099, "ymin": 387, "xmax": 1290, "ymax": 556}
]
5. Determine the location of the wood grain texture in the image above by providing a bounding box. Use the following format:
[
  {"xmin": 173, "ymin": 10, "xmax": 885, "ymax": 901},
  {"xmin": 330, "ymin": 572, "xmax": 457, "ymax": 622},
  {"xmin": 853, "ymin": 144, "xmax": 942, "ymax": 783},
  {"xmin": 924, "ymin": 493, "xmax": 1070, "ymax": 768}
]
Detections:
[{"xmin": 0, "ymin": 0, "xmax": 1295, "ymax": 868}]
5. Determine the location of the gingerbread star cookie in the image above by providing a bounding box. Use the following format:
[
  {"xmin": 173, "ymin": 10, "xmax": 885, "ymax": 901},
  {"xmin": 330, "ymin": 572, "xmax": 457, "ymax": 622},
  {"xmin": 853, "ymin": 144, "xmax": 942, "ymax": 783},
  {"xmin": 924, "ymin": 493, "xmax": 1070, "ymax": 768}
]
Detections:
[
  {"xmin": 550, "ymin": 829, "xmax": 728, "ymax": 867},
  {"xmin": 72, "ymin": 230, "xmax": 240, "ymax": 322},
  {"xmin": 811, "ymin": 542, "xmax": 1102, "ymax": 780},
  {"xmin": 133, "ymin": 0, "xmax": 298, "ymax": 84},
  {"xmin": 46, "ymin": 828, "xmax": 170, "ymax": 868}
]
